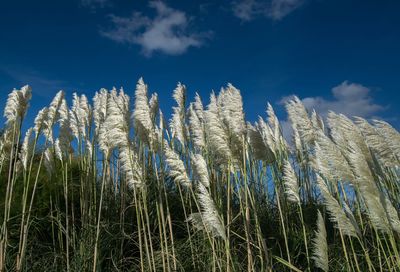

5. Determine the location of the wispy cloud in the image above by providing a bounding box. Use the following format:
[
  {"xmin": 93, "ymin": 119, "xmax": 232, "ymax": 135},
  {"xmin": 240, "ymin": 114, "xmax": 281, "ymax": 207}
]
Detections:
[
  {"xmin": 100, "ymin": 1, "xmax": 210, "ymax": 56},
  {"xmin": 81, "ymin": 0, "xmax": 109, "ymax": 10},
  {"xmin": 232, "ymin": 0, "xmax": 304, "ymax": 21},
  {"xmin": 1, "ymin": 67, "xmax": 70, "ymax": 98}
]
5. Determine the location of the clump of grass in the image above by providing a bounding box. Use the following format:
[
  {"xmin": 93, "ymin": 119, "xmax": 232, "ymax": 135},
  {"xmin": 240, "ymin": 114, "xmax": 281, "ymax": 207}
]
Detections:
[{"xmin": 0, "ymin": 79, "xmax": 399, "ymax": 272}]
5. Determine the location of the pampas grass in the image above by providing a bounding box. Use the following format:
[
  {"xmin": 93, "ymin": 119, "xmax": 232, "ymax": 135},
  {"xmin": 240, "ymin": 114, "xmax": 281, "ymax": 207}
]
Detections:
[
  {"xmin": 133, "ymin": 78, "xmax": 156, "ymax": 146},
  {"xmin": 164, "ymin": 141, "xmax": 191, "ymax": 188},
  {"xmin": 170, "ymin": 83, "xmax": 187, "ymax": 147},
  {"xmin": 312, "ymin": 210, "xmax": 328, "ymax": 272},
  {"xmin": 204, "ymin": 92, "xmax": 232, "ymax": 166},
  {"xmin": 0, "ymin": 82, "xmax": 399, "ymax": 272},
  {"xmin": 282, "ymin": 160, "xmax": 300, "ymax": 203},
  {"xmin": 316, "ymin": 174, "xmax": 359, "ymax": 237},
  {"xmin": 4, "ymin": 85, "xmax": 32, "ymax": 125}
]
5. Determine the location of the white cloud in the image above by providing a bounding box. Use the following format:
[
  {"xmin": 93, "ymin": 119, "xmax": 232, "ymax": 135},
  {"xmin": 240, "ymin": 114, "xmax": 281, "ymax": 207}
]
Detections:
[
  {"xmin": 232, "ymin": 0, "xmax": 304, "ymax": 21},
  {"xmin": 100, "ymin": 1, "xmax": 209, "ymax": 56},
  {"xmin": 232, "ymin": 0, "xmax": 259, "ymax": 21}
]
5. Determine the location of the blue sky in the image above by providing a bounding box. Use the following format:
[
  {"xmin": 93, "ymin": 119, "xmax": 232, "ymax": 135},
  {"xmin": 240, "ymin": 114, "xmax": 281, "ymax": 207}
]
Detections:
[{"xmin": 1, "ymin": 0, "xmax": 399, "ymax": 129}]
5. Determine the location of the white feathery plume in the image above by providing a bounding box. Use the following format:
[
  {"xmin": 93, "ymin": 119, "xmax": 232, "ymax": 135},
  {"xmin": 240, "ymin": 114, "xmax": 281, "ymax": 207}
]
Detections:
[
  {"xmin": 93, "ymin": 89, "xmax": 108, "ymax": 136},
  {"xmin": 372, "ymin": 119, "xmax": 400, "ymax": 159},
  {"xmin": 382, "ymin": 197, "xmax": 400, "ymax": 234},
  {"xmin": 69, "ymin": 93, "xmax": 80, "ymax": 139},
  {"xmin": 114, "ymin": 90, "xmax": 143, "ymax": 189},
  {"xmin": 282, "ymin": 160, "xmax": 300, "ymax": 203},
  {"xmin": 44, "ymin": 147, "xmax": 54, "ymax": 175},
  {"xmin": 4, "ymin": 85, "xmax": 32, "ymax": 125},
  {"xmin": 292, "ymin": 124, "xmax": 303, "ymax": 156},
  {"xmin": 173, "ymin": 82, "xmax": 186, "ymax": 109},
  {"xmin": 260, "ymin": 117, "xmax": 278, "ymax": 156},
  {"xmin": 203, "ymin": 85, "xmax": 246, "ymax": 165},
  {"xmin": 170, "ymin": 82, "xmax": 187, "ymax": 146},
  {"xmin": 133, "ymin": 78, "xmax": 155, "ymax": 145},
  {"xmin": 34, "ymin": 107, "xmax": 49, "ymax": 135},
  {"xmin": 193, "ymin": 93, "xmax": 204, "ymax": 122},
  {"xmin": 313, "ymin": 145, "xmax": 334, "ymax": 183},
  {"xmin": 355, "ymin": 117, "xmax": 397, "ymax": 167},
  {"xmin": 188, "ymin": 104, "xmax": 205, "ymax": 150},
  {"xmin": 311, "ymin": 110, "xmax": 325, "ymax": 132},
  {"xmin": 327, "ymin": 112, "xmax": 371, "ymax": 162},
  {"xmin": 191, "ymin": 153, "xmax": 210, "ymax": 187},
  {"xmin": 79, "ymin": 94, "xmax": 91, "ymax": 134},
  {"xmin": 247, "ymin": 119, "xmax": 275, "ymax": 162},
  {"xmin": 159, "ymin": 110, "xmax": 166, "ymax": 132},
  {"xmin": 4, "ymin": 88, "xmax": 20, "ymax": 124},
  {"xmin": 93, "ymin": 89, "xmax": 110, "ymax": 157},
  {"xmin": 0, "ymin": 130, "xmax": 12, "ymax": 165},
  {"xmin": 76, "ymin": 93, "xmax": 89, "ymax": 132},
  {"xmin": 267, "ymin": 103, "xmax": 287, "ymax": 148},
  {"xmin": 98, "ymin": 127, "xmax": 108, "ymax": 158},
  {"xmin": 149, "ymin": 92, "xmax": 162, "ymax": 147},
  {"xmin": 347, "ymin": 141, "xmax": 391, "ymax": 233},
  {"xmin": 188, "ymin": 181, "xmax": 226, "ymax": 239},
  {"xmin": 285, "ymin": 96, "xmax": 315, "ymax": 145},
  {"xmin": 117, "ymin": 88, "xmax": 131, "ymax": 132},
  {"xmin": 107, "ymin": 89, "xmax": 129, "ymax": 147},
  {"xmin": 99, "ymin": 89, "xmax": 129, "ymax": 156},
  {"xmin": 342, "ymin": 201, "xmax": 362, "ymax": 239},
  {"xmin": 314, "ymin": 131, "xmax": 355, "ymax": 184},
  {"xmin": 47, "ymin": 90, "xmax": 64, "ymax": 122},
  {"xmin": 363, "ymin": 191, "xmax": 391, "ymax": 233},
  {"xmin": 14, "ymin": 161, "xmax": 22, "ymax": 178},
  {"xmin": 317, "ymin": 175, "xmax": 358, "ymax": 237},
  {"xmin": 154, "ymin": 109, "xmax": 165, "ymax": 143},
  {"xmin": 70, "ymin": 93, "xmax": 91, "ymax": 140},
  {"xmin": 42, "ymin": 90, "xmax": 64, "ymax": 144},
  {"xmin": 217, "ymin": 84, "xmax": 246, "ymax": 142},
  {"xmin": 58, "ymin": 99, "xmax": 69, "ymax": 124},
  {"xmin": 58, "ymin": 99, "xmax": 73, "ymax": 155},
  {"xmin": 342, "ymin": 201, "xmax": 361, "ymax": 235},
  {"xmin": 186, "ymin": 213, "xmax": 203, "ymax": 229},
  {"xmin": 205, "ymin": 92, "xmax": 232, "ymax": 165},
  {"xmin": 164, "ymin": 141, "xmax": 191, "ymax": 188},
  {"xmin": 149, "ymin": 92, "xmax": 159, "ymax": 121},
  {"xmin": 326, "ymin": 113, "xmax": 347, "ymax": 151},
  {"xmin": 19, "ymin": 128, "xmax": 33, "ymax": 171},
  {"xmin": 97, "ymin": 91, "xmax": 114, "ymax": 156},
  {"xmin": 312, "ymin": 210, "xmax": 329, "ymax": 272},
  {"xmin": 54, "ymin": 138, "xmax": 63, "ymax": 162},
  {"xmin": 86, "ymin": 140, "xmax": 93, "ymax": 160},
  {"xmin": 119, "ymin": 142, "xmax": 143, "ymax": 189},
  {"xmin": 188, "ymin": 154, "xmax": 226, "ymax": 239},
  {"xmin": 99, "ymin": 88, "xmax": 143, "ymax": 189},
  {"xmin": 247, "ymin": 122, "xmax": 268, "ymax": 161},
  {"xmin": 266, "ymin": 103, "xmax": 279, "ymax": 134}
]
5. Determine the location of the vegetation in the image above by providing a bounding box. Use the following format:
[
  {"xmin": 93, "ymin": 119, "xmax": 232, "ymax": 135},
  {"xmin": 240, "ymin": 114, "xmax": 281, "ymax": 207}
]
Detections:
[{"xmin": 0, "ymin": 80, "xmax": 399, "ymax": 271}]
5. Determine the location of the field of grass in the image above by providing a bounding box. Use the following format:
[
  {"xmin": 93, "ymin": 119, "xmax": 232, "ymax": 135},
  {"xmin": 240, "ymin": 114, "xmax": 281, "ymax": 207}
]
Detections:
[{"xmin": 0, "ymin": 80, "xmax": 399, "ymax": 271}]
